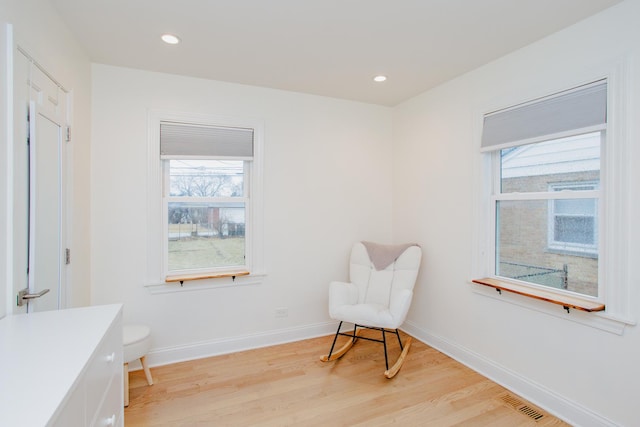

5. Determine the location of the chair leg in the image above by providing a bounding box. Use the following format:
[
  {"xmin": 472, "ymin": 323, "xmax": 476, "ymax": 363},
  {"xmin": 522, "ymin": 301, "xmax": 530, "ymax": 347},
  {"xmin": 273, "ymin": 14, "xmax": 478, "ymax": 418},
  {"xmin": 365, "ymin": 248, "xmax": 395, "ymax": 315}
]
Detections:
[
  {"xmin": 393, "ymin": 329, "xmax": 404, "ymax": 350},
  {"xmin": 321, "ymin": 325, "xmax": 413, "ymax": 378},
  {"xmin": 123, "ymin": 363, "xmax": 129, "ymax": 407},
  {"xmin": 320, "ymin": 322, "xmax": 360, "ymax": 362},
  {"xmin": 140, "ymin": 356, "xmax": 153, "ymax": 385},
  {"xmin": 326, "ymin": 321, "xmax": 343, "ymax": 360},
  {"xmin": 381, "ymin": 329, "xmax": 389, "ymax": 371}
]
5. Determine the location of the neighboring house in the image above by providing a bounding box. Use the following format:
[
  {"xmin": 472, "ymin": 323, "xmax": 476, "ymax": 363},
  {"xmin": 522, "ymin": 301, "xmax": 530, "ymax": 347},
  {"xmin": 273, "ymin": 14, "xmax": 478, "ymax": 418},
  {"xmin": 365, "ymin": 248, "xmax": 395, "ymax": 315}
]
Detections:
[{"xmin": 169, "ymin": 204, "xmax": 245, "ymax": 239}]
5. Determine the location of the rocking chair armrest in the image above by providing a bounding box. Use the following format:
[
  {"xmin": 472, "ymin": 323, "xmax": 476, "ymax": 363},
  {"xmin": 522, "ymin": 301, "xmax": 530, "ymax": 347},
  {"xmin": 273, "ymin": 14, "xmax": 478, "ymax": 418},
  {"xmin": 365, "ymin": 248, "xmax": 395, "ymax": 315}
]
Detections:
[
  {"xmin": 389, "ymin": 289, "xmax": 413, "ymax": 324},
  {"xmin": 329, "ymin": 281, "xmax": 359, "ymax": 307}
]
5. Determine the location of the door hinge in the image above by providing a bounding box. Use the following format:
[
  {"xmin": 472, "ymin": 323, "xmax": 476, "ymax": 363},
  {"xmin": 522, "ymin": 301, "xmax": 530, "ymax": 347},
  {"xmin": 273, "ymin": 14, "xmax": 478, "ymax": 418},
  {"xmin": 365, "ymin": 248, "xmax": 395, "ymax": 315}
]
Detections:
[
  {"xmin": 65, "ymin": 126, "xmax": 71, "ymax": 142},
  {"xmin": 65, "ymin": 248, "xmax": 71, "ymax": 265}
]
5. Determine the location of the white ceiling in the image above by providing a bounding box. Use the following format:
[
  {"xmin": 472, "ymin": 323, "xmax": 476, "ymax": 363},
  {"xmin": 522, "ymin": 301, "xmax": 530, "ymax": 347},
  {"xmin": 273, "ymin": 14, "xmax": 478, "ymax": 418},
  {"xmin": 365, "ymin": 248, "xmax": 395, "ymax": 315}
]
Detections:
[{"xmin": 50, "ymin": 0, "xmax": 621, "ymax": 106}]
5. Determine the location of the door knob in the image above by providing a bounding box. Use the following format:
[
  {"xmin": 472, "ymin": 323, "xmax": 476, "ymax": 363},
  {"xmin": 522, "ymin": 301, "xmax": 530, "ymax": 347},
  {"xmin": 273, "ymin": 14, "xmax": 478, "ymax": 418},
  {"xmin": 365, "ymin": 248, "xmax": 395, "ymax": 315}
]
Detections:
[{"xmin": 17, "ymin": 288, "xmax": 50, "ymax": 306}]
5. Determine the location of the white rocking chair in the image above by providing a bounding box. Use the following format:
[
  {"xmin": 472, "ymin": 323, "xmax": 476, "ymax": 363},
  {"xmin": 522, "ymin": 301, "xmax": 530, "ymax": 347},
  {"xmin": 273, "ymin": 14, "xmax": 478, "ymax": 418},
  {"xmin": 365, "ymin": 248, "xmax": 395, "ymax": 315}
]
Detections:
[{"xmin": 320, "ymin": 241, "xmax": 422, "ymax": 378}]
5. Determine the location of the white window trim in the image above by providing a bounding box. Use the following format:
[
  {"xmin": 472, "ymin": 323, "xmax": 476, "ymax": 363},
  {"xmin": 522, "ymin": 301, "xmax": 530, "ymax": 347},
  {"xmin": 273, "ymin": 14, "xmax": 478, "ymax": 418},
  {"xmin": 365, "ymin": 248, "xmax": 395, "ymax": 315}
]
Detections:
[
  {"xmin": 471, "ymin": 61, "xmax": 635, "ymax": 334},
  {"xmin": 145, "ymin": 110, "xmax": 265, "ymax": 290}
]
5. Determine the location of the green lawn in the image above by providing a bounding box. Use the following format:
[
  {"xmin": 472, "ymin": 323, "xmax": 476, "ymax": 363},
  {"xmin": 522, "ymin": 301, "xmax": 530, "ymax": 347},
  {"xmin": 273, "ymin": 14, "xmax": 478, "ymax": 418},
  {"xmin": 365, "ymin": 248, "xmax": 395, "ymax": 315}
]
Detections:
[{"xmin": 168, "ymin": 236, "xmax": 245, "ymax": 271}]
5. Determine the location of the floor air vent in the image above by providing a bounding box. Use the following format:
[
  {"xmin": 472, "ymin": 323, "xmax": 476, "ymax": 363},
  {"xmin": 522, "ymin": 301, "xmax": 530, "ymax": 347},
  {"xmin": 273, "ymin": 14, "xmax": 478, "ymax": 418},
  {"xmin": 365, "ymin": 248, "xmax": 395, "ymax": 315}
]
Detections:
[{"xmin": 499, "ymin": 393, "xmax": 545, "ymax": 421}]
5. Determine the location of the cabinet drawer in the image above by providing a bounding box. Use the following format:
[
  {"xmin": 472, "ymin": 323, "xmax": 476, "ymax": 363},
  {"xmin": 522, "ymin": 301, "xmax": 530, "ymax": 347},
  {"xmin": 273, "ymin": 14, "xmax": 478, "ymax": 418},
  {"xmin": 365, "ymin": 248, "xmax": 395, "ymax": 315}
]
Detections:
[
  {"xmin": 85, "ymin": 319, "xmax": 122, "ymax": 419},
  {"xmin": 91, "ymin": 373, "xmax": 123, "ymax": 427}
]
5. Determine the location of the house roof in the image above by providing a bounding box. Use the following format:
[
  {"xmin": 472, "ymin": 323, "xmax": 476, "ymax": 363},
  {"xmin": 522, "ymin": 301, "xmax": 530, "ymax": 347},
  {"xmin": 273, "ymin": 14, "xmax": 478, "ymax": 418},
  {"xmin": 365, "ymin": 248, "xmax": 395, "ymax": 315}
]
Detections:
[{"xmin": 501, "ymin": 132, "xmax": 601, "ymax": 178}]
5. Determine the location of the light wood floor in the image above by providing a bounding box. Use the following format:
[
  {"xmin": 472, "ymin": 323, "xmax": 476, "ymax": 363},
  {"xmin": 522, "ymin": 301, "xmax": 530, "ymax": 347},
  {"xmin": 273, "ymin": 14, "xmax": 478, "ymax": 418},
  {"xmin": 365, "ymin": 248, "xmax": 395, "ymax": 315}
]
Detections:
[{"xmin": 125, "ymin": 331, "xmax": 570, "ymax": 426}]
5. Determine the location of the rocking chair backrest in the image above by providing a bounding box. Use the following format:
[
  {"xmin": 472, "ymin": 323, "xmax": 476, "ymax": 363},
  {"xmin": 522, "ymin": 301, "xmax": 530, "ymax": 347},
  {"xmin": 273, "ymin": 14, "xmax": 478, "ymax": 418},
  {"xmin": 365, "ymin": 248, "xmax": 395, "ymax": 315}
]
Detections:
[{"xmin": 348, "ymin": 242, "xmax": 422, "ymax": 310}]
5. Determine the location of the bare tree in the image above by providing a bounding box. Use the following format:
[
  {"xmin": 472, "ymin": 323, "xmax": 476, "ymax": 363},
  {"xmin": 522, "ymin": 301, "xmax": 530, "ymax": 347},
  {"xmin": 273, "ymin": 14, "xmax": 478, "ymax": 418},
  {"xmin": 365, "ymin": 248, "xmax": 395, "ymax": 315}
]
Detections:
[{"xmin": 170, "ymin": 171, "xmax": 241, "ymax": 197}]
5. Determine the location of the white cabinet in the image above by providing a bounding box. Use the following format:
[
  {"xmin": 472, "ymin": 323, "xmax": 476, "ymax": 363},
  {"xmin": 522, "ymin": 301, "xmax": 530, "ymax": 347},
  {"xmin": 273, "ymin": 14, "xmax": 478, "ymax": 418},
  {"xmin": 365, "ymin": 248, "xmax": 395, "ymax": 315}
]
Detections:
[{"xmin": 0, "ymin": 304, "xmax": 123, "ymax": 427}]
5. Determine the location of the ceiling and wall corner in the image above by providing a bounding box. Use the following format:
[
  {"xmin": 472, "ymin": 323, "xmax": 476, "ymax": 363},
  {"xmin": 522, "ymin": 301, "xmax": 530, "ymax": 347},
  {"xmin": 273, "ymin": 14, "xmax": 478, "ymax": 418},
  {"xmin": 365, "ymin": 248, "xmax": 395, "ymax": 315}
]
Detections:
[{"xmin": 49, "ymin": 0, "xmax": 622, "ymax": 106}]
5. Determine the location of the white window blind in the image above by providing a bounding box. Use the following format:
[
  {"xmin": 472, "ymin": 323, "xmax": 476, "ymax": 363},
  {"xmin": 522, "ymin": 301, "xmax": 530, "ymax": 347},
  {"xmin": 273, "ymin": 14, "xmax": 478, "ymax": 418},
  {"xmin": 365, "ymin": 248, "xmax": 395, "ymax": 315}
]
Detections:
[
  {"xmin": 160, "ymin": 122, "xmax": 254, "ymax": 158},
  {"xmin": 481, "ymin": 80, "xmax": 607, "ymax": 152}
]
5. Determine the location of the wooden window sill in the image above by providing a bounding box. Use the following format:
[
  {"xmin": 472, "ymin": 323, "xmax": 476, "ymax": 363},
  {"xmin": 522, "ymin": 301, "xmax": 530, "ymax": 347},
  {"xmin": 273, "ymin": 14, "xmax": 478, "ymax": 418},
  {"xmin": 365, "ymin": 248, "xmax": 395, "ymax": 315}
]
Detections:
[
  {"xmin": 472, "ymin": 277, "xmax": 605, "ymax": 313},
  {"xmin": 166, "ymin": 271, "xmax": 250, "ymax": 284}
]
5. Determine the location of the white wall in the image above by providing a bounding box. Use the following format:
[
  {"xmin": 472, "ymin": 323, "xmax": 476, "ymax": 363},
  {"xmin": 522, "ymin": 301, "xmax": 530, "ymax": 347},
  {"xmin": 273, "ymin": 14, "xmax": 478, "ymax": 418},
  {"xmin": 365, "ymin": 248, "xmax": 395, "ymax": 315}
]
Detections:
[
  {"xmin": 90, "ymin": 64, "xmax": 393, "ymax": 361},
  {"xmin": 0, "ymin": 0, "xmax": 92, "ymax": 317},
  {"xmin": 0, "ymin": 21, "xmax": 9, "ymax": 318},
  {"xmin": 394, "ymin": 1, "xmax": 640, "ymax": 425},
  {"xmin": 6, "ymin": 0, "xmax": 634, "ymax": 424}
]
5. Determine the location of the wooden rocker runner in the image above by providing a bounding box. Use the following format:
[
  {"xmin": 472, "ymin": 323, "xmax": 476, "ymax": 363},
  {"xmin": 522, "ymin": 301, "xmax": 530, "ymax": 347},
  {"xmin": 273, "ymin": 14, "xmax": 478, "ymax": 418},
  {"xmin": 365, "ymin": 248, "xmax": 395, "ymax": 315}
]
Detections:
[
  {"xmin": 320, "ymin": 242, "xmax": 422, "ymax": 378},
  {"xmin": 320, "ymin": 324, "xmax": 413, "ymax": 378}
]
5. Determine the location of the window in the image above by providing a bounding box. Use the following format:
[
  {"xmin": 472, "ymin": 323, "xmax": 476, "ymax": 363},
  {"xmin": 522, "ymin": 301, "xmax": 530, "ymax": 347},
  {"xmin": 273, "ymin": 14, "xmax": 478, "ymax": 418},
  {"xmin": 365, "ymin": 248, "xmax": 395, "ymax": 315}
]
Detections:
[
  {"xmin": 165, "ymin": 159, "xmax": 247, "ymax": 272},
  {"xmin": 495, "ymin": 134, "xmax": 601, "ymax": 297},
  {"xmin": 147, "ymin": 112, "xmax": 264, "ymax": 285},
  {"xmin": 161, "ymin": 122, "xmax": 253, "ymax": 278},
  {"xmin": 548, "ymin": 181, "xmax": 599, "ymax": 256},
  {"xmin": 482, "ymin": 81, "xmax": 606, "ymax": 300},
  {"xmin": 473, "ymin": 65, "xmax": 634, "ymax": 331}
]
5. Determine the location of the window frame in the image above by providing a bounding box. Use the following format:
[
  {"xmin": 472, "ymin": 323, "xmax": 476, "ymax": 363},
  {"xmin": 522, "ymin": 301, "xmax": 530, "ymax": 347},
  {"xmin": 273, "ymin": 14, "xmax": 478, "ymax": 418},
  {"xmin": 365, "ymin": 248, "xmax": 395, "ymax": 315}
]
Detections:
[
  {"xmin": 471, "ymin": 67, "xmax": 635, "ymax": 334},
  {"xmin": 162, "ymin": 158, "xmax": 251, "ymax": 278},
  {"xmin": 489, "ymin": 137, "xmax": 603, "ymax": 299},
  {"xmin": 146, "ymin": 110, "xmax": 265, "ymax": 289}
]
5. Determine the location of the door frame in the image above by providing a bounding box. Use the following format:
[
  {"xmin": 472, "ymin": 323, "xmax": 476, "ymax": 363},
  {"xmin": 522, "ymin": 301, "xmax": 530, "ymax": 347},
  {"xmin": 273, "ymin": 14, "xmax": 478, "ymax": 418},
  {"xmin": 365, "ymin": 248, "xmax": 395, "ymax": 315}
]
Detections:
[{"xmin": 11, "ymin": 45, "xmax": 70, "ymax": 313}]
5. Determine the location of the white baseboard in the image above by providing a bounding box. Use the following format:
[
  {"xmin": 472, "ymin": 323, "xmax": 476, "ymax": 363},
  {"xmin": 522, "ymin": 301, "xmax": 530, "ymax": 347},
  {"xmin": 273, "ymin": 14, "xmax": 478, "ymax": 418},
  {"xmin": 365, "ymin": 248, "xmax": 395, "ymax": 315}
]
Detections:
[
  {"xmin": 128, "ymin": 321, "xmax": 337, "ymax": 371},
  {"xmin": 401, "ymin": 320, "xmax": 617, "ymax": 427}
]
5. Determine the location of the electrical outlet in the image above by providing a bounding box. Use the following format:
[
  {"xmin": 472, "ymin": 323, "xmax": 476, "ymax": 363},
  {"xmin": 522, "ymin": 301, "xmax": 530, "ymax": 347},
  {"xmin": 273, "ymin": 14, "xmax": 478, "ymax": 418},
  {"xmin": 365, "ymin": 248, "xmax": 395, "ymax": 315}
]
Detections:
[{"xmin": 275, "ymin": 307, "xmax": 288, "ymax": 318}]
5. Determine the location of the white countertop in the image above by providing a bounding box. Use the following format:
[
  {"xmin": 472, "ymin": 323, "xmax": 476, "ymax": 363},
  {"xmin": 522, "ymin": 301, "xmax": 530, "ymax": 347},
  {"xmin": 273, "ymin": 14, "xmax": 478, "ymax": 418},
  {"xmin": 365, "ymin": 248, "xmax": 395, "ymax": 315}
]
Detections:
[{"xmin": 0, "ymin": 304, "xmax": 122, "ymax": 427}]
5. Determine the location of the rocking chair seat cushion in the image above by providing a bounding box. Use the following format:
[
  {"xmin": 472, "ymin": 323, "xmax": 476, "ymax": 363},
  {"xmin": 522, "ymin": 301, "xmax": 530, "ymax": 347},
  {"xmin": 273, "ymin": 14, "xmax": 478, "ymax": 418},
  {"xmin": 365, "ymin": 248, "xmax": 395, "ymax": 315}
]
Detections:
[
  {"xmin": 330, "ymin": 301, "xmax": 392, "ymax": 328},
  {"xmin": 329, "ymin": 283, "xmax": 413, "ymax": 329}
]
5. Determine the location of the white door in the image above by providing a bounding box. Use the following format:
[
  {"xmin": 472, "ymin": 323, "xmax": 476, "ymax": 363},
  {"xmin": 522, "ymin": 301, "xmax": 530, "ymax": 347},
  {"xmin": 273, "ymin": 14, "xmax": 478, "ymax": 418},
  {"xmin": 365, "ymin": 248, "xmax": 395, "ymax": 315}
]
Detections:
[
  {"xmin": 25, "ymin": 101, "xmax": 64, "ymax": 312},
  {"xmin": 13, "ymin": 49, "xmax": 69, "ymax": 313}
]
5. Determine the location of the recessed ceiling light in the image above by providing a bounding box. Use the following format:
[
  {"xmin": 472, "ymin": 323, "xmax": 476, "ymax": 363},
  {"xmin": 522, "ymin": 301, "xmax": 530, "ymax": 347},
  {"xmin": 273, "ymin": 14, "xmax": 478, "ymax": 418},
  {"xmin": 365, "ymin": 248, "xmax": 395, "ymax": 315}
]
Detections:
[
  {"xmin": 161, "ymin": 34, "xmax": 181, "ymax": 45},
  {"xmin": 373, "ymin": 75, "xmax": 387, "ymax": 82}
]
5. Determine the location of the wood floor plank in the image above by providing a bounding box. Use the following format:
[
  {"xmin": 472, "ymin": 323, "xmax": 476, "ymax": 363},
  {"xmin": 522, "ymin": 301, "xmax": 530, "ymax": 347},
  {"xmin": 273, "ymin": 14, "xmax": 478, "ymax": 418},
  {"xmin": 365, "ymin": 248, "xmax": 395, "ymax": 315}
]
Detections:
[{"xmin": 125, "ymin": 333, "xmax": 570, "ymax": 426}]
